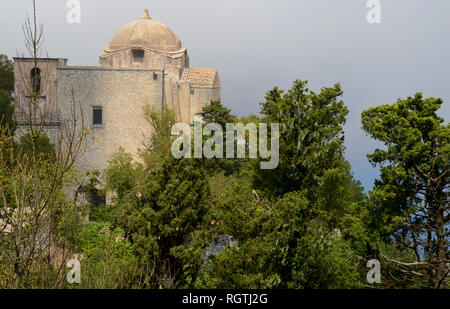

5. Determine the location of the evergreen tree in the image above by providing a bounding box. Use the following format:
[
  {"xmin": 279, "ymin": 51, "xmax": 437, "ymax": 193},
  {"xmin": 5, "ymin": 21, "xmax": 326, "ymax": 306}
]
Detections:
[
  {"xmin": 362, "ymin": 93, "xmax": 449, "ymax": 289},
  {"xmin": 198, "ymin": 100, "xmax": 240, "ymax": 175},
  {"xmin": 0, "ymin": 89, "xmax": 13, "ymax": 130},
  {"xmin": 198, "ymin": 100, "xmax": 236, "ymax": 127},
  {"xmin": 198, "ymin": 80, "xmax": 368, "ymax": 288},
  {"xmin": 105, "ymin": 105, "xmax": 210, "ymax": 288},
  {"xmin": 0, "ymin": 54, "xmax": 13, "ymax": 94}
]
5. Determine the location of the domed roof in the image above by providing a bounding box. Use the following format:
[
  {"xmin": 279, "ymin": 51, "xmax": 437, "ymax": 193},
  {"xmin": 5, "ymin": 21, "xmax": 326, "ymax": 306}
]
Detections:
[{"xmin": 108, "ymin": 9, "xmax": 182, "ymax": 52}]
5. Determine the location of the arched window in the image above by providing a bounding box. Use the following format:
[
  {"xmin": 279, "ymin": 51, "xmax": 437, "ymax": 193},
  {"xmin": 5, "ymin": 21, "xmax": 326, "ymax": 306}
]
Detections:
[{"xmin": 31, "ymin": 67, "xmax": 41, "ymax": 94}]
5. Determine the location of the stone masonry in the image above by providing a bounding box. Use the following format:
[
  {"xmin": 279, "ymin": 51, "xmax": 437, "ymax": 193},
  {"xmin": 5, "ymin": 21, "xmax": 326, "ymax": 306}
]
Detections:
[{"xmin": 14, "ymin": 9, "xmax": 221, "ymax": 175}]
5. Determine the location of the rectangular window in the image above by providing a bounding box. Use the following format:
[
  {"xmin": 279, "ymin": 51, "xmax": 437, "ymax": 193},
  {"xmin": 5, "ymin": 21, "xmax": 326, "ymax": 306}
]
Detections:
[
  {"xmin": 133, "ymin": 50, "xmax": 144, "ymax": 62},
  {"xmin": 93, "ymin": 107, "xmax": 103, "ymax": 126}
]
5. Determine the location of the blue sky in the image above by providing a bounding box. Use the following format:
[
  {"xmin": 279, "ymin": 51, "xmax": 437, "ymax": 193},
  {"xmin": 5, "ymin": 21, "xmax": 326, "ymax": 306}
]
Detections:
[{"xmin": 1, "ymin": 0, "xmax": 449, "ymax": 191}]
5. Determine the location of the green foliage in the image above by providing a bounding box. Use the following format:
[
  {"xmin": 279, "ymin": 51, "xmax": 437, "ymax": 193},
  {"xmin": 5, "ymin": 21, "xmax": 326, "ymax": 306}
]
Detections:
[
  {"xmin": 0, "ymin": 124, "xmax": 83, "ymax": 288},
  {"xmin": 198, "ymin": 99, "xmax": 236, "ymax": 128},
  {"xmin": 143, "ymin": 104, "xmax": 176, "ymax": 158},
  {"xmin": 193, "ymin": 81, "xmax": 369, "ymax": 289},
  {"xmin": 78, "ymin": 171, "xmax": 105, "ymax": 206},
  {"xmin": 0, "ymin": 89, "xmax": 14, "ymax": 130},
  {"xmin": 8, "ymin": 75, "xmax": 437, "ymax": 289},
  {"xmin": 199, "ymin": 168, "xmax": 365, "ymax": 288},
  {"xmin": 105, "ymin": 105, "xmax": 210, "ymax": 288},
  {"xmin": 128, "ymin": 154, "xmax": 209, "ymax": 288},
  {"xmin": 253, "ymin": 80, "xmax": 364, "ymax": 236},
  {"xmin": 255, "ymin": 79, "xmax": 348, "ymax": 198},
  {"xmin": 198, "ymin": 100, "xmax": 243, "ymax": 176},
  {"xmin": 239, "ymin": 114, "xmax": 261, "ymax": 126},
  {"xmin": 17, "ymin": 132, "xmax": 55, "ymax": 159},
  {"xmin": 0, "ymin": 54, "xmax": 13, "ymax": 94},
  {"xmin": 75, "ymin": 222, "xmax": 139, "ymax": 289},
  {"xmin": 105, "ymin": 148, "xmax": 139, "ymax": 200},
  {"xmin": 362, "ymin": 93, "xmax": 449, "ymax": 288}
]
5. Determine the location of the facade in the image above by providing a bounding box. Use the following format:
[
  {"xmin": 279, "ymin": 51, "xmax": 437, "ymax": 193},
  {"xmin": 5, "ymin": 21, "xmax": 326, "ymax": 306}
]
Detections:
[{"xmin": 14, "ymin": 9, "xmax": 221, "ymax": 173}]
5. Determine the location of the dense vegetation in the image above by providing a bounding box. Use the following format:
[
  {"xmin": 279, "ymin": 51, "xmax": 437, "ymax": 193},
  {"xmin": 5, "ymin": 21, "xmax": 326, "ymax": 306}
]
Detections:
[{"xmin": 0, "ymin": 48, "xmax": 448, "ymax": 288}]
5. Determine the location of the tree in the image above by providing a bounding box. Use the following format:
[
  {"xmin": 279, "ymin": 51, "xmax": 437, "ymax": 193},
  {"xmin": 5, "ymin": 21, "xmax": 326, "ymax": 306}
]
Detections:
[
  {"xmin": 0, "ymin": 54, "xmax": 14, "ymax": 94},
  {"xmin": 0, "ymin": 89, "xmax": 14, "ymax": 130},
  {"xmin": 362, "ymin": 93, "xmax": 449, "ymax": 289},
  {"xmin": 198, "ymin": 168, "xmax": 365, "ymax": 288},
  {"xmin": 255, "ymin": 79, "xmax": 349, "ymax": 199},
  {"xmin": 105, "ymin": 105, "xmax": 210, "ymax": 288},
  {"xmin": 0, "ymin": 1, "xmax": 88, "ymax": 288},
  {"xmin": 197, "ymin": 80, "xmax": 369, "ymax": 288},
  {"xmin": 198, "ymin": 99, "xmax": 236, "ymax": 128},
  {"xmin": 17, "ymin": 132, "xmax": 55, "ymax": 158},
  {"xmin": 197, "ymin": 100, "xmax": 241, "ymax": 175},
  {"xmin": 253, "ymin": 79, "xmax": 361, "ymax": 241},
  {"xmin": 74, "ymin": 222, "xmax": 139, "ymax": 289}
]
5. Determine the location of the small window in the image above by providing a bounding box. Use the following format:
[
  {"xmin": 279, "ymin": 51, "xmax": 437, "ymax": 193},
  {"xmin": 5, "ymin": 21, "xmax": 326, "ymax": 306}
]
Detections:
[
  {"xmin": 93, "ymin": 107, "xmax": 103, "ymax": 126},
  {"xmin": 133, "ymin": 50, "xmax": 145, "ymax": 62},
  {"xmin": 31, "ymin": 68, "xmax": 41, "ymax": 94}
]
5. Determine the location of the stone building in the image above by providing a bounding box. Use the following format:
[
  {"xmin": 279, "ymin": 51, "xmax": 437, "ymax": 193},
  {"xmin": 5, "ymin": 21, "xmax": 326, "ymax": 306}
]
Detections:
[{"xmin": 14, "ymin": 9, "xmax": 221, "ymax": 173}]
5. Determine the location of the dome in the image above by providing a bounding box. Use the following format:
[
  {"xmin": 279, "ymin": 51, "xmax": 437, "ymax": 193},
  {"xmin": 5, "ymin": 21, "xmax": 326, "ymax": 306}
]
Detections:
[{"xmin": 108, "ymin": 9, "xmax": 182, "ymax": 52}]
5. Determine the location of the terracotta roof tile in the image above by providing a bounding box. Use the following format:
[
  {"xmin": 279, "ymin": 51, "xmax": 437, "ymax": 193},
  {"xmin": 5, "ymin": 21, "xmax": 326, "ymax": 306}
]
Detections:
[{"xmin": 182, "ymin": 68, "xmax": 219, "ymax": 86}]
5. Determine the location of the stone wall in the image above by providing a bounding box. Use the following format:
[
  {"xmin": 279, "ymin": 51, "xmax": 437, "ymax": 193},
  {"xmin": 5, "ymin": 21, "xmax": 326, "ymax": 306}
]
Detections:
[
  {"xmin": 190, "ymin": 86, "xmax": 221, "ymax": 123},
  {"xmin": 13, "ymin": 58, "xmax": 67, "ymax": 145},
  {"xmin": 13, "ymin": 58, "xmax": 66, "ymax": 116},
  {"xmin": 100, "ymin": 47, "xmax": 188, "ymax": 79},
  {"xmin": 164, "ymin": 78, "xmax": 221, "ymax": 124},
  {"xmin": 57, "ymin": 66, "xmax": 164, "ymax": 174},
  {"xmin": 15, "ymin": 60, "xmax": 221, "ymax": 176}
]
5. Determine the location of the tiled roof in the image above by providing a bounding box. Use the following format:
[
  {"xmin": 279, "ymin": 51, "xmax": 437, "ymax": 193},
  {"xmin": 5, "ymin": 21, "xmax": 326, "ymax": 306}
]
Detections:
[{"xmin": 182, "ymin": 68, "xmax": 219, "ymax": 86}]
